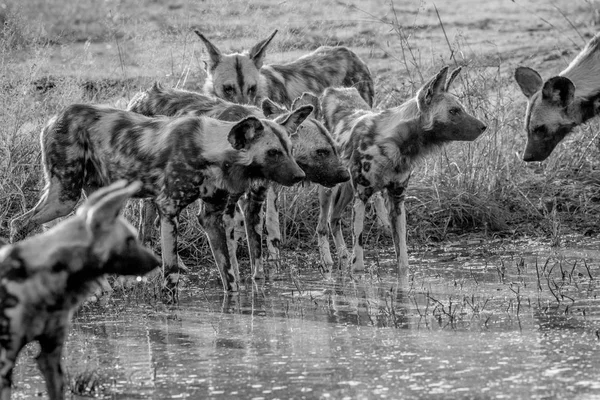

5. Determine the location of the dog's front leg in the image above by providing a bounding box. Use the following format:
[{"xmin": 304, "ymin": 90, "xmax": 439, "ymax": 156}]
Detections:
[
  {"xmin": 351, "ymin": 188, "xmax": 371, "ymax": 273},
  {"xmin": 317, "ymin": 186, "xmax": 334, "ymax": 276},
  {"xmin": 264, "ymin": 185, "xmax": 281, "ymax": 268},
  {"xmin": 36, "ymin": 335, "xmax": 66, "ymax": 400},
  {"xmin": 387, "ymin": 181, "xmax": 409, "ymax": 283},
  {"xmin": 223, "ymin": 193, "xmax": 243, "ymax": 285},
  {"xmin": 388, "ymin": 179, "xmax": 408, "ymax": 278},
  {"xmin": 244, "ymin": 186, "xmax": 268, "ymax": 279},
  {"xmin": 202, "ymin": 197, "xmax": 240, "ymax": 292},
  {"xmin": 330, "ymin": 182, "xmax": 354, "ymax": 270},
  {"xmin": 158, "ymin": 211, "xmax": 181, "ymax": 302},
  {"xmin": 0, "ymin": 337, "xmax": 22, "ymax": 400}
]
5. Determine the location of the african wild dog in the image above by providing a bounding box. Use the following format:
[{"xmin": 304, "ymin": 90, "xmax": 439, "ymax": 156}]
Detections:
[
  {"xmin": 10, "ymin": 103, "xmax": 310, "ymax": 296},
  {"xmin": 514, "ymin": 32, "xmax": 600, "ymax": 161},
  {"xmin": 317, "ymin": 66, "xmax": 487, "ymax": 278},
  {"xmin": 0, "ymin": 180, "xmax": 159, "ymax": 400},
  {"xmin": 127, "ymin": 83, "xmax": 349, "ymax": 277},
  {"xmin": 195, "ymin": 29, "xmax": 374, "ymax": 108}
]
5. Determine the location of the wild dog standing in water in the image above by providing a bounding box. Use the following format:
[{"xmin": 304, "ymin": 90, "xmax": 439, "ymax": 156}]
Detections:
[
  {"xmin": 128, "ymin": 83, "xmax": 349, "ymax": 277},
  {"xmin": 10, "ymin": 103, "xmax": 310, "ymax": 296},
  {"xmin": 514, "ymin": 33, "xmax": 600, "ymax": 161},
  {"xmin": 0, "ymin": 180, "xmax": 159, "ymax": 400},
  {"xmin": 318, "ymin": 66, "xmax": 487, "ymax": 278},
  {"xmin": 194, "ymin": 29, "xmax": 375, "ymax": 108}
]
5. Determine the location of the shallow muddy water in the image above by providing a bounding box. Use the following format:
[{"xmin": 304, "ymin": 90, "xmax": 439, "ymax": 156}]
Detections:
[{"xmin": 12, "ymin": 236, "xmax": 600, "ymax": 399}]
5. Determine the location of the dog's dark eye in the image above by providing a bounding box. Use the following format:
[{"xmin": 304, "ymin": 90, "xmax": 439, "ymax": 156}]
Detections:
[
  {"xmin": 449, "ymin": 107, "xmax": 462, "ymax": 116},
  {"xmin": 316, "ymin": 148, "xmax": 330, "ymax": 157},
  {"xmin": 267, "ymin": 149, "xmax": 281, "ymax": 158},
  {"xmin": 532, "ymin": 125, "xmax": 548, "ymax": 135},
  {"xmin": 223, "ymin": 85, "xmax": 235, "ymax": 95}
]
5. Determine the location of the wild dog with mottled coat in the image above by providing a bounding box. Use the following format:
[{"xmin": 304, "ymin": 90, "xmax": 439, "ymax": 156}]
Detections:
[
  {"xmin": 318, "ymin": 66, "xmax": 487, "ymax": 278},
  {"xmin": 0, "ymin": 180, "xmax": 159, "ymax": 400},
  {"xmin": 195, "ymin": 29, "xmax": 374, "ymax": 108},
  {"xmin": 10, "ymin": 103, "xmax": 310, "ymax": 296},
  {"xmin": 514, "ymin": 33, "xmax": 600, "ymax": 161},
  {"xmin": 128, "ymin": 83, "xmax": 349, "ymax": 277}
]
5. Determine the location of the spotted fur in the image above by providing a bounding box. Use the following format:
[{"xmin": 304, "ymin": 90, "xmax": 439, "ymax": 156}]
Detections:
[
  {"xmin": 127, "ymin": 84, "xmax": 349, "ymax": 276},
  {"xmin": 317, "ymin": 66, "xmax": 487, "ymax": 278},
  {"xmin": 195, "ymin": 30, "xmax": 374, "ymax": 108},
  {"xmin": 514, "ymin": 33, "xmax": 600, "ymax": 161},
  {"xmin": 0, "ymin": 181, "xmax": 159, "ymax": 400},
  {"xmin": 10, "ymin": 104, "xmax": 309, "ymax": 296}
]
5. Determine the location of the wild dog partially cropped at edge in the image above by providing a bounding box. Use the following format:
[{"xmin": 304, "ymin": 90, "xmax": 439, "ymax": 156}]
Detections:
[
  {"xmin": 0, "ymin": 180, "xmax": 159, "ymax": 400},
  {"xmin": 195, "ymin": 29, "xmax": 375, "ymax": 107},
  {"xmin": 514, "ymin": 32, "xmax": 600, "ymax": 162},
  {"xmin": 9, "ymin": 103, "xmax": 310, "ymax": 297},
  {"xmin": 128, "ymin": 83, "xmax": 349, "ymax": 277},
  {"xmin": 318, "ymin": 66, "xmax": 487, "ymax": 278}
]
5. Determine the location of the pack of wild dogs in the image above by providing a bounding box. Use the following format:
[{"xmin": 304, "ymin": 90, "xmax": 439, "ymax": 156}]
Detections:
[{"xmin": 1, "ymin": 26, "xmax": 600, "ymax": 399}]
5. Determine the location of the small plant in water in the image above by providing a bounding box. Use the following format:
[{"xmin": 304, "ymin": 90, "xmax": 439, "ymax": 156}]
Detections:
[{"xmin": 69, "ymin": 369, "xmax": 109, "ymax": 397}]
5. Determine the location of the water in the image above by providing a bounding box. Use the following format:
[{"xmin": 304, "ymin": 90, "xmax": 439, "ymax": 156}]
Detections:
[{"xmin": 12, "ymin": 236, "xmax": 600, "ymax": 399}]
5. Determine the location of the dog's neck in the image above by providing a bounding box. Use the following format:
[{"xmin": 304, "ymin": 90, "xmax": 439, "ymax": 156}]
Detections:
[
  {"xmin": 377, "ymin": 110, "xmax": 447, "ymax": 172},
  {"xmin": 570, "ymin": 90, "xmax": 600, "ymax": 125}
]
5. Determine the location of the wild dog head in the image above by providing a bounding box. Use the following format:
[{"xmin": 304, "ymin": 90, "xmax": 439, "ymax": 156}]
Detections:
[
  {"xmin": 13, "ymin": 180, "xmax": 161, "ymax": 277},
  {"xmin": 195, "ymin": 29, "xmax": 277, "ymax": 105},
  {"xmin": 417, "ymin": 66, "xmax": 487, "ymax": 142},
  {"xmin": 262, "ymin": 94, "xmax": 350, "ymax": 187},
  {"xmin": 514, "ymin": 33, "xmax": 600, "ymax": 162},
  {"xmin": 515, "ymin": 67, "xmax": 579, "ymax": 162},
  {"xmin": 223, "ymin": 106, "xmax": 312, "ymax": 187}
]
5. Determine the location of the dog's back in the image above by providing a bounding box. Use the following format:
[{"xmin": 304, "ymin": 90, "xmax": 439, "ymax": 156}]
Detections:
[
  {"xmin": 128, "ymin": 82, "xmax": 264, "ymax": 120},
  {"xmin": 261, "ymin": 46, "xmax": 374, "ymax": 107}
]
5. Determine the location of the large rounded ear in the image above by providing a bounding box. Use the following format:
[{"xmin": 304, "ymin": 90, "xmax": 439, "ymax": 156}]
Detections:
[
  {"xmin": 542, "ymin": 76, "xmax": 575, "ymax": 107},
  {"xmin": 514, "ymin": 66, "xmax": 543, "ymax": 98},
  {"xmin": 261, "ymin": 98, "xmax": 287, "ymax": 118},
  {"xmin": 194, "ymin": 30, "xmax": 221, "ymax": 70},
  {"xmin": 78, "ymin": 179, "xmax": 129, "ymax": 215},
  {"xmin": 445, "ymin": 66, "xmax": 462, "ymax": 92},
  {"xmin": 417, "ymin": 66, "xmax": 449, "ymax": 110},
  {"xmin": 292, "ymin": 92, "xmax": 320, "ymax": 119},
  {"xmin": 227, "ymin": 117, "xmax": 263, "ymax": 150},
  {"xmin": 280, "ymin": 105, "xmax": 313, "ymax": 134},
  {"xmin": 249, "ymin": 30, "xmax": 278, "ymax": 69},
  {"xmin": 85, "ymin": 181, "xmax": 142, "ymax": 234}
]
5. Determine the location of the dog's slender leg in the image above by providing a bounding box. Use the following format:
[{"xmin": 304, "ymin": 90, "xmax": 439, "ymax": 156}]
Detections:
[
  {"xmin": 0, "ymin": 338, "xmax": 23, "ymax": 400},
  {"xmin": 232, "ymin": 199, "xmax": 247, "ymax": 248},
  {"xmin": 351, "ymin": 187, "xmax": 371, "ymax": 273},
  {"xmin": 139, "ymin": 200, "xmax": 158, "ymax": 246},
  {"xmin": 10, "ymin": 176, "xmax": 80, "ymax": 242},
  {"xmin": 36, "ymin": 336, "xmax": 65, "ymax": 400},
  {"xmin": 387, "ymin": 181, "xmax": 409, "ymax": 282},
  {"xmin": 330, "ymin": 181, "xmax": 354, "ymax": 269},
  {"xmin": 159, "ymin": 212, "xmax": 180, "ymax": 302},
  {"xmin": 200, "ymin": 193, "xmax": 239, "ymax": 292},
  {"xmin": 264, "ymin": 185, "xmax": 281, "ymax": 268},
  {"xmin": 244, "ymin": 186, "xmax": 268, "ymax": 280},
  {"xmin": 223, "ymin": 193, "xmax": 243, "ymax": 284},
  {"xmin": 317, "ymin": 186, "xmax": 334, "ymax": 276},
  {"xmin": 372, "ymin": 192, "xmax": 391, "ymax": 234}
]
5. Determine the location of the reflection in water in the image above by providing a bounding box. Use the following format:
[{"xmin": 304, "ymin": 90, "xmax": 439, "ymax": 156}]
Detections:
[{"xmin": 11, "ymin": 238, "xmax": 600, "ymax": 399}]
